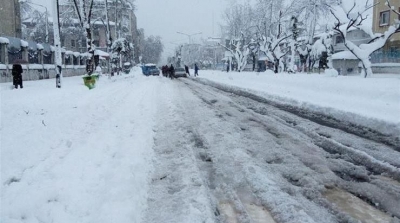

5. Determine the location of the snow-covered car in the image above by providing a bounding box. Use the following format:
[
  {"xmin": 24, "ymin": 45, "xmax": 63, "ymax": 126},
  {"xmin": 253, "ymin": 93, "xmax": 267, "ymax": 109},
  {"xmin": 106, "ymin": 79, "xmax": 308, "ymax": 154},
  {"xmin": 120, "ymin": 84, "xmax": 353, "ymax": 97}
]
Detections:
[
  {"xmin": 174, "ymin": 67, "xmax": 187, "ymax": 78},
  {"xmin": 142, "ymin": 64, "xmax": 160, "ymax": 76}
]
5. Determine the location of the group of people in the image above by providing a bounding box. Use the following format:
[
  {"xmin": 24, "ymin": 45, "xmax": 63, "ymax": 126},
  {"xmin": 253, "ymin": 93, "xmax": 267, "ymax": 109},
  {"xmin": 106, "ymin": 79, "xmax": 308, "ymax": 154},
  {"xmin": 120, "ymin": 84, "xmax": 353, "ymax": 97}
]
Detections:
[
  {"xmin": 161, "ymin": 64, "xmax": 199, "ymax": 79},
  {"xmin": 161, "ymin": 64, "xmax": 175, "ymax": 79}
]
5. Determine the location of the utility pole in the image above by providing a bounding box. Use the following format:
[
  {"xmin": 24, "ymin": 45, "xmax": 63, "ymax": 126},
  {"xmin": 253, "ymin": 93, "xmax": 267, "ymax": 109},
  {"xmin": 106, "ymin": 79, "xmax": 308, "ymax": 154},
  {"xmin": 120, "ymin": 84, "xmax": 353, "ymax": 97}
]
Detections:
[
  {"xmin": 105, "ymin": 0, "xmax": 112, "ymax": 75},
  {"xmin": 52, "ymin": 0, "xmax": 62, "ymax": 88}
]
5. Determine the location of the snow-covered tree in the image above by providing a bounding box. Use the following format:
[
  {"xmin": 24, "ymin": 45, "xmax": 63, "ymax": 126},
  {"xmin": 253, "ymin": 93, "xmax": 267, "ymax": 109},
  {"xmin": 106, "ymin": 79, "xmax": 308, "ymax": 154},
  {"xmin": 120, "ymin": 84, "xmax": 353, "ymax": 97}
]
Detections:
[
  {"xmin": 287, "ymin": 16, "xmax": 300, "ymax": 73},
  {"xmin": 311, "ymin": 32, "xmax": 333, "ymax": 72},
  {"xmin": 72, "ymin": 0, "xmax": 96, "ymax": 75},
  {"xmin": 219, "ymin": 36, "xmax": 251, "ymax": 72},
  {"xmin": 141, "ymin": 35, "xmax": 163, "ymax": 64},
  {"xmin": 331, "ymin": 0, "xmax": 400, "ymax": 77},
  {"xmin": 111, "ymin": 38, "xmax": 133, "ymax": 62},
  {"xmin": 258, "ymin": 10, "xmax": 292, "ymax": 73},
  {"xmin": 289, "ymin": 0, "xmax": 339, "ymax": 72}
]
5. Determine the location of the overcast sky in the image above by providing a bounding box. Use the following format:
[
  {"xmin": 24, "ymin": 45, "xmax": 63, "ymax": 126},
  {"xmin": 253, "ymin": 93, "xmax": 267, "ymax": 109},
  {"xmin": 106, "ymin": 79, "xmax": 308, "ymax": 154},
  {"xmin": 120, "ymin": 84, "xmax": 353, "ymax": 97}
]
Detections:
[
  {"xmin": 135, "ymin": 0, "xmax": 228, "ymax": 59},
  {"xmin": 31, "ymin": 0, "xmax": 228, "ymax": 61}
]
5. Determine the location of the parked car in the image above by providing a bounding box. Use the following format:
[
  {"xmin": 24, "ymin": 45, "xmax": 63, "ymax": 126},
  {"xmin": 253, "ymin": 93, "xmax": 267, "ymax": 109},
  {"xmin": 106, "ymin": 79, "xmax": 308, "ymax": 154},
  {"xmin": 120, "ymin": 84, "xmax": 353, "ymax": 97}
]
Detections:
[
  {"xmin": 174, "ymin": 67, "xmax": 187, "ymax": 78},
  {"xmin": 141, "ymin": 64, "xmax": 160, "ymax": 76}
]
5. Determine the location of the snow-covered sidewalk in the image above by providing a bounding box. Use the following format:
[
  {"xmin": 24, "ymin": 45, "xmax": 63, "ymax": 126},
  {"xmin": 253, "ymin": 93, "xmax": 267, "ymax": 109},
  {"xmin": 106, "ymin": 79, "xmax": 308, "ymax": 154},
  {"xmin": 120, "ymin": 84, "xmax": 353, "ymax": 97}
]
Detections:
[
  {"xmin": 196, "ymin": 70, "xmax": 400, "ymax": 132},
  {"xmin": 1, "ymin": 71, "xmax": 160, "ymax": 222}
]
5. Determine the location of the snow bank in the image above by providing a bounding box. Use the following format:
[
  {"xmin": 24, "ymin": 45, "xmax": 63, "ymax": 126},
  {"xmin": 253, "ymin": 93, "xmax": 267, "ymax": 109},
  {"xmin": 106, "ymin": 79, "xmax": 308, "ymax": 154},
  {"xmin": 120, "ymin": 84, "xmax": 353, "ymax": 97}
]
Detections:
[
  {"xmin": 1, "ymin": 69, "xmax": 158, "ymax": 222},
  {"xmin": 325, "ymin": 69, "xmax": 339, "ymax": 77},
  {"xmin": 197, "ymin": 70, "xmax": 400, "ymax": 135}
]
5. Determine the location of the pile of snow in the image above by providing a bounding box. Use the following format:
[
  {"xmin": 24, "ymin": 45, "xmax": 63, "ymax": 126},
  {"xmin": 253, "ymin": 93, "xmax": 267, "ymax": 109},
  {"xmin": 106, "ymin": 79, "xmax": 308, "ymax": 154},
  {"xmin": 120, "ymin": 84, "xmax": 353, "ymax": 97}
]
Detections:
[
  {"xmin": 20, "ymin": 40, "xmax": 28, "ymax": 47},
  {"xmin": 36, "ymin": 44, "xmax": 44, "ymax": 50},
  {"xmin": 94, "ymin": 49, "xmax": 109, "ymax": 57},
  {"xmin": 325, "ymin": 68, "xmax": 339, "ymax": 77},
  {"xmin": 1, "ymin": 68, "xmax": 159, "ymax": 222},
  {"xmin": 197, "ymin": 70, "xmax": 400, "ymax": 132}
]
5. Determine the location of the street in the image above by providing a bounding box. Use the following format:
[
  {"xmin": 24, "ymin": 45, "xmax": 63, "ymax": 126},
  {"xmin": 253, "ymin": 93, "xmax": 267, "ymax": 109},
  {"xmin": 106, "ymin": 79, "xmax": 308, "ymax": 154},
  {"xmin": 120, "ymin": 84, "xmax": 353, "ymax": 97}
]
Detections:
[
  {"xmin": 1, "ymin": 73, "xmax": 399, "ymax": 223},
  {"xmin": 144, "ymin": 77, "xmax": 400, "ymax": 223}
]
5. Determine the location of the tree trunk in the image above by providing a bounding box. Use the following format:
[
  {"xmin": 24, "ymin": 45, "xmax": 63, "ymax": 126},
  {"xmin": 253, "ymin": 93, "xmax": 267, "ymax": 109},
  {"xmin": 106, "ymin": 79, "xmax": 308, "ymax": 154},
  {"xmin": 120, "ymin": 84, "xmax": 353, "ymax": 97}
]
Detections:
[
  {"xmin": 52, "ymin": 0, "xmax": 62, "ymax": 88},
  {"xmin": 86, "ymin": 27, "xmax": 94, "ymax": 75},
  {"xmin": 274, "ymin": 58, "xmax": 279, "ymax": 73}
]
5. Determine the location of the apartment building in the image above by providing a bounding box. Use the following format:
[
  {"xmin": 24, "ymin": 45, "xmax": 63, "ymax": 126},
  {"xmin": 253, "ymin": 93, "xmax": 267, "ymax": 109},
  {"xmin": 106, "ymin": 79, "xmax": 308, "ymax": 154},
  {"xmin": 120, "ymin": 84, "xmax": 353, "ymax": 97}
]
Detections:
[
  {"xmin": 0, "ymin": 0, "xmax": 22, "ymax": 38},
  {"xmin": 373, "ymin": 0, "xmax": 400, "ymax": 51}
]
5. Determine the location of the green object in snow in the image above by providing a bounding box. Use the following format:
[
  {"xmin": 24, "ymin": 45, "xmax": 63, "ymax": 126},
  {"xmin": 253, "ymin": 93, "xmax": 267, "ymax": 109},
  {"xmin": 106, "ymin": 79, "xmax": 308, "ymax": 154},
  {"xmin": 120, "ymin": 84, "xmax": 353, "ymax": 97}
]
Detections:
[{"xmin": 82, "ymin": 74, "xmax": 99, "ymax": 89}]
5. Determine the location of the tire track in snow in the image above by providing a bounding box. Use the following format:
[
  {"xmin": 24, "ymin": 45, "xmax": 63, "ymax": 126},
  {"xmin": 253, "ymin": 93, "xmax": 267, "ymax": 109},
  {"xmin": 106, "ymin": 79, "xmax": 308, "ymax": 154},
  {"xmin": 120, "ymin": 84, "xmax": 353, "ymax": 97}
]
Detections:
[{"xmin": 179, "ymin": 78, "xmax": 399, "ymax": 222}]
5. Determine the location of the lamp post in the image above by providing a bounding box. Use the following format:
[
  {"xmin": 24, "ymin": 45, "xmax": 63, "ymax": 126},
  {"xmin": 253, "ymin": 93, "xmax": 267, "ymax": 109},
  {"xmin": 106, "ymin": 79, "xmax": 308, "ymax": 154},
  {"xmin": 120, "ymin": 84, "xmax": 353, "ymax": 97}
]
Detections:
[
  {"xmin": 27, "ymin": 2, "xmax": 49, "ymax": 43},
  {"xmin": 176, "ymin": 32, "xmax": 202, "ymax": 44}
]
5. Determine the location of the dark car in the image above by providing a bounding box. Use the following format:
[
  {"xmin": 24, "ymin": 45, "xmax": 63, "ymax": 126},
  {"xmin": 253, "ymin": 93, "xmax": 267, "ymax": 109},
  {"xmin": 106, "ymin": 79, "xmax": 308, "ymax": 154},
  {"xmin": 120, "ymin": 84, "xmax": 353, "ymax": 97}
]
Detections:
[
  {"xmin": 141, "ymin": 64, "xmax": 160, "ymax": 76},
  {"xmin": 174, "ymin": 67, "xmax": 187, "ymax": 78}
]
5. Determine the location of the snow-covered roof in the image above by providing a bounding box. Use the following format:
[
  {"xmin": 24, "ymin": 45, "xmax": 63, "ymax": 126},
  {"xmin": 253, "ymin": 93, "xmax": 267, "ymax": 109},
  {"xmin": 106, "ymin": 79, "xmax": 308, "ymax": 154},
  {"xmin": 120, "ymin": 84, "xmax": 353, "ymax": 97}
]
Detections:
[
  {"xmin": 0, "ymin": 37, "xmax": 10, "ymax": 44},
  {"xmin": 94, "ymin": 49, "xmax": 109, "ymax": 57},
  {"xmin": 258, "ymin": 56, "xmax": 269, "ymax": 61},
  {"xmin": 145, "ymin": 63, "xmax": 156, "ymax": 66},
  {"xmin": 73, "ymin": 52, "xmax": 81, "ymax": 57},
  {"xmin": 50, "ymin": 46, "xmax": 56, "ymax": 52},
  {"xmin": 332, "ymin": 51, "xmax": 358, "ymax": 60},
  {"xmin": 92, "ymin": 21, "xmax": 116, "ymax": 26},
  {"xmin": 65, "ymin": 51, "xmax": 74, "ymax": 55}
]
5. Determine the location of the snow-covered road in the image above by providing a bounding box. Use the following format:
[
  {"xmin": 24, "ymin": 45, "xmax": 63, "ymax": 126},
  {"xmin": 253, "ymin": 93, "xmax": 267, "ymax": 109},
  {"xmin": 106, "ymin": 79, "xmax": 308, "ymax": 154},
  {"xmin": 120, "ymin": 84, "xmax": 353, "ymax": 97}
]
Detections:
[
  {"xmin": 144, "ymin": 77, "xmax": 400, "ymax": 223},
  {"xmin": 1, "ymin": 70, "xmax": 400, "ymax": 223}
]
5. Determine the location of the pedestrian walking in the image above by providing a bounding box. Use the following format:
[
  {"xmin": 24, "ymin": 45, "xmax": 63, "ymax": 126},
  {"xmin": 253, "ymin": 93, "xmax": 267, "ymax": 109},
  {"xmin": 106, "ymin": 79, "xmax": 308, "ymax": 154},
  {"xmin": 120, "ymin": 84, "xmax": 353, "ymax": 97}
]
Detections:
[
  {"xmin": 169, "ymin": 64, "xmax": 175, "ymax": 79},
  {"xmin": 194, "ymin": 64, "xmax": 199, "ymax": 77},
  {"xmin": 12, "ymin": 64, "xmax": 23, "ymax": 89},
  {"xmin": 184, "ymin": 65, "xmax": 190, "ymax": 76}
]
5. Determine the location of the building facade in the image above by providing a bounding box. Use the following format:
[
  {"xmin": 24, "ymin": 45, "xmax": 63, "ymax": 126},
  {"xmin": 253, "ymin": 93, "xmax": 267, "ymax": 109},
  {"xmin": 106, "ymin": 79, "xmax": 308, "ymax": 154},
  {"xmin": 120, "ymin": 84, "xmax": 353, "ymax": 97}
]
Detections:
[
  {"xmin": 373, "ymin": 0, "xmax": 400, "ymax": 51},
  {"xmin": 0, "ymin": 0, "xmax": 22, "ymax": 38}
]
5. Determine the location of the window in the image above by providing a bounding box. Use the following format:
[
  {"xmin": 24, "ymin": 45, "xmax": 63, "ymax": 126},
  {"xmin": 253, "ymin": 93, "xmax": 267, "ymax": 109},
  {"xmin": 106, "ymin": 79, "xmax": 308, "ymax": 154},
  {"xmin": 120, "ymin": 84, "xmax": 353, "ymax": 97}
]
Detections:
[
  {"xmin": 335, "ymin": 36, "xmax": 344, "ymax": 44},
  {"xmin": 379, "ymin": 11, "xmax": 390, "ymax": 26},
  {"xmin": 71, "ymin": 40, "xmax": 76, "ymax": 47}
]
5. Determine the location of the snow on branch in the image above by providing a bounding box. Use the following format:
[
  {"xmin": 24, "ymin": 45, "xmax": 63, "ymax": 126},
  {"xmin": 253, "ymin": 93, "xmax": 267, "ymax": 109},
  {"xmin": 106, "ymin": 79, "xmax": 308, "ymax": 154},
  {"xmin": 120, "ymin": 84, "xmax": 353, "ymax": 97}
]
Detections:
[{"xmin": 330, "ymin": 0, "xmax": 400, "ymax": 78}]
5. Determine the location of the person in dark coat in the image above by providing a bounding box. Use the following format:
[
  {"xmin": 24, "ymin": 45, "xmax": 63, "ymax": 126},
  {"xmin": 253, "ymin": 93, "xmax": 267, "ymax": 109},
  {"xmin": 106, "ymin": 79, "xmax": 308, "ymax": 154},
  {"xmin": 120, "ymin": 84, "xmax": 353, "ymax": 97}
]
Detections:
[
  {"xmin": 184, "ymin": 65, "xmax": 190, "ymax": 76},
  {"xmin": 12, "ymin": 64, "xmax": 23, "ymax": 89},
  {"xmin": 194, "ymin": 64, "xmax": 199, "ymax": 77},
  {"xmin": 169, "ymin": 64, "xmax": 175, "ymax": 79}
]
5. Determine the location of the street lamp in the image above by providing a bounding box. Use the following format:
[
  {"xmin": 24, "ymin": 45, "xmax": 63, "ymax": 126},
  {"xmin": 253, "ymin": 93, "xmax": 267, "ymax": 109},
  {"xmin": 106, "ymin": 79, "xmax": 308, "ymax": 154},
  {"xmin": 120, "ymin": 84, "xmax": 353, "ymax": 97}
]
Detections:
[
  {"xmin": 176, "ymin": 32, "xmax": 202, "ymax": 44},
  {"xmin": 24, "ymin": 1, "xmax": 49, "ymax": 43}
]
